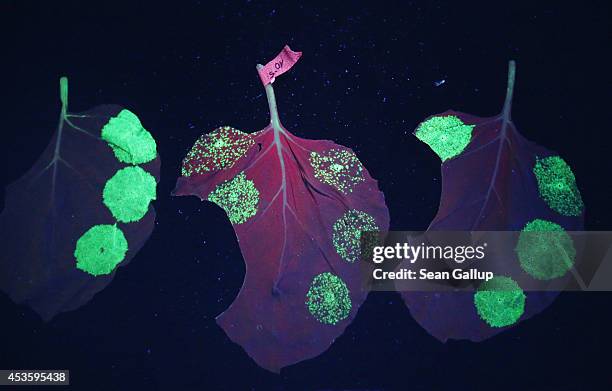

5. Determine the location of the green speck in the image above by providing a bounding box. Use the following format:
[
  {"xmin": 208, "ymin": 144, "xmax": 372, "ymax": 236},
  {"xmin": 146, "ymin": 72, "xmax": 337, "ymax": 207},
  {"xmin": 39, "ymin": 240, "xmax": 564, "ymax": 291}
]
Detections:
[
  {"xmin": 415, "ymin": 115, "xmax": 474, "ymax": 161},
  {"xmin": 305, "ymin": 272, "xmax": 351, "ymax": 325},
  {"xmin": 474, "ymin": 276, "xmax": 525, "ymax": 328},
  {"xmin": 208, "ymin": 172, "xmax": 259, "ymax": 224},
  {"xmin": 103, "ymin": 166, "xmax": 157, "ymax": 223},
  {"xmin": 332, "ymin": 209, "xmax": 379, "ymax": 263},
  {"xmin": 515, "ymin": 218, "xmax": 575, "ymax": 280},
  {"xmin": 533, "ymin": 156, "xmax": 583, "ymax": 216},
  {"xmin": 182, "ymin": 126, "xmax": 254, "ymax": 176},
  {"xmin": 74, "ymin": 224, "xmax": 128, "ymax": 276},
  {"xmin": 310, "ymin": 149, "xmax": 365, "ymax": 194},
  {"xmin": 101, "ymin": 109, "xmax": 157, "ymax": 164}
]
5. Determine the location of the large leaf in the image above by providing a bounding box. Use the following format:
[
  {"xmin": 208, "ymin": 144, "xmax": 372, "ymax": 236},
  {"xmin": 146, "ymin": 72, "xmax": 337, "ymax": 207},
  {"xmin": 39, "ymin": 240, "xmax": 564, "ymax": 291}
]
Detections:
[
  {"xmin": 174, "ymin": 67, "xmax": 389, "ymax": 372},
  {"xmin": 401, "ymin": 61, "xmax": 584, "ymax": 341},
  {"xmin": 0, "ymin": 78, "xmax": 160, "ymax": 321}
]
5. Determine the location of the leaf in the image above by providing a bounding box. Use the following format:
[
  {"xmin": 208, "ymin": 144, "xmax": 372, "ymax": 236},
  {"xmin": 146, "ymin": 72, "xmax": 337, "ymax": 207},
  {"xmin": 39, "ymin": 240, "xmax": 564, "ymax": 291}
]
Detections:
[
  {"xmin": 401, "ymin": 61, "xmax": 584, "ymax": 341},
  {"xmin": 0, "ymin": 78, "xmax": 160, "ymax": 321},
  {"xmin": 173, "ymin": 67, "xmax": 389, "ymax": 372}
]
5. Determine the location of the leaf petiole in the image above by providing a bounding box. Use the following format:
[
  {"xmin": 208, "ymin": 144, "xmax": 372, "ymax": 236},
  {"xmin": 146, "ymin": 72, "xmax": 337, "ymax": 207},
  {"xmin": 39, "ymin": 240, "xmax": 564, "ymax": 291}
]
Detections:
[
  {"xmin": 502, "ymin": 60, "xmax": 516, "ymax": 122},
  {"xmin": 256, "ymin": 64, "xmax": 283, "ymax": 133}
]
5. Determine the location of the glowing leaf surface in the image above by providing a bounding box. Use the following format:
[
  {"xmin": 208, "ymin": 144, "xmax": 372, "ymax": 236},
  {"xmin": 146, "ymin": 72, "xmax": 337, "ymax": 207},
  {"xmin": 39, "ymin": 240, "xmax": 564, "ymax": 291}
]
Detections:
[
  {"xmin": 174, "ymin": 69, "xmax": 389, "ymax": 372},
  {"xmin": 401, "ymin": 62, "xmax": 585, "ymax": 341},
  {"xmin": 0, "ymin": 78, "xmax": 160, "ymax": 320}
]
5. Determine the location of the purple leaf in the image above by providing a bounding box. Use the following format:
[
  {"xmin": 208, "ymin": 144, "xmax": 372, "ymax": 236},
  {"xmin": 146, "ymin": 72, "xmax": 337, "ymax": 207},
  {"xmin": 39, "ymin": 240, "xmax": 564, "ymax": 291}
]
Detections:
[
  {"xmin": 401, "ymin": 61, "xmax": 584, "ymax": 341},
  {"xmin": 0, "ymin": 78, "xmax": 160, "ymax": 321},
  {"xmin": 174, "ymin": 66, "xmax": 389, "ymax": 372}
]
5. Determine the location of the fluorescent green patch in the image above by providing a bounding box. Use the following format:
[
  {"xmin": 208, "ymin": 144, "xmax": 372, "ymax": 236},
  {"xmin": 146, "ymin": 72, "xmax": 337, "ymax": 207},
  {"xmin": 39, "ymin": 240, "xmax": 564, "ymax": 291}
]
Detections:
[
  {"xmin": 101, "ymin": 109, "xmax": 157, "ymax": 164},
  {"xmin": 103, "ymin": 166, "xmax": 157, "ymax": 223},
  {"xmin": 474, "ymin": 276, "xmax": 525, "ymax": 328},
  {"xmin": 309, "ymin": 149, "xmax": 365, "ymax": 194},
  {"xmin": 305, "ymin": 272, "xmax": 351, "ymax": 325},
  {"xmin": 182, "ymin": 126, "xmax": 255, "ymax": 176},
  {"xmin": 208, "ymin": 172, "xmax": 259, "ymax": 224},
  {"xmin": 415, "ymin": 115, "xmax": 474, "ymax": 161},
  {"xmin": 332, "ymin": 209, "xmax": 379, "ymax": 263},
  {"xmin": 533, "ymin": 156, "xmax": 583, "ymax": 216},
  {"xmin": 74, "ymin": 224, "xmax": 128, "ymax": 276},
  {"xmin": 515, "ymin": 219, "xmax": 575, "ymax": 280}
]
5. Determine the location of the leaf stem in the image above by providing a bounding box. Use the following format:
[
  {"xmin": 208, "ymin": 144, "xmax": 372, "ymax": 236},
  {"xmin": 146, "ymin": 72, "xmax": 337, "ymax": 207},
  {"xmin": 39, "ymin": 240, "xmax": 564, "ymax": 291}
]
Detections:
[
  {"xmin": 256, "ymin": 64, "xmax": 282, "ymax": 131},
  {"xmin": 502, "ymin": 60, "xmax": 515, "ymax": 121},
  {"xmin": 60, "ymin": 76, "xmax": 68, "ymax": 114}
]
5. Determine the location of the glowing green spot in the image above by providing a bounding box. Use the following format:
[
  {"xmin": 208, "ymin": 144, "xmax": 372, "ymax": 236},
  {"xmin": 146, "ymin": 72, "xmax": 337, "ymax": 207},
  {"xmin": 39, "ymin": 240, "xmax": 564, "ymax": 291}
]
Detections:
[
  {"xmin": 208, "ymin": 172, "xmax": 259, "ymax": 224},
  {"xmin": 515, "ymin": 219, "xmax": 575, "ymax": 280},
  {"xmin": 103, "ymin": 166, "xmax": 157, "ymax": 223},
  {"xmin": 182, "ymin": 126, "xmax": 255, "ymax": 176},
  {"xmin": 332, "ymin": 209, "xmax": 379, "ymax": 263},
  {"xmin": 305, "ymin": 272, "xmax": 351, "ymax": 325},
  {"xmin": 474, "ymin": 276, "xmax": 525, "ymax": 328},
  {"xmin": 533, "ymin": 156, "xmax": 583, "ymax": 216},
  {"xmin": 214, "ymin": 139, "xmax": 228, "ymax": 148},
  {"xmin": 310, "ymin": 149, "xmax": 365, "ymax": 194},
  {"xmin": 74, "ymin": 224, "xmax": 128, "ymax": 276},
  {"xmin": 101, "ymin": 109, "xmax": 157, "ymax": 164},
  {"xmin": 415, "ymin": 115, "xmax": 475, "ymax": 161}
]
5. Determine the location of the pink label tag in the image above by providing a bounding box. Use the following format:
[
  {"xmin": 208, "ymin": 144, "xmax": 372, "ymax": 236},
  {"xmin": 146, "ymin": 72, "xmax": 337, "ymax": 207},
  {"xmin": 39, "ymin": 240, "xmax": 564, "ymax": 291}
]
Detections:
[{"xmin": 258, "ymin": 45, "xmax": 302, "ymax": 85}]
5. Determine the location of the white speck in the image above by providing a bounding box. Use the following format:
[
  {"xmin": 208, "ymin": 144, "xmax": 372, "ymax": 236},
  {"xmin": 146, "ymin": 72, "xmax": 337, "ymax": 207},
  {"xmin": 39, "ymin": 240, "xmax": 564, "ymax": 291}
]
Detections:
[{"xmin": 434, "ymin": 79, "xmax": 446, "ymax": 87}]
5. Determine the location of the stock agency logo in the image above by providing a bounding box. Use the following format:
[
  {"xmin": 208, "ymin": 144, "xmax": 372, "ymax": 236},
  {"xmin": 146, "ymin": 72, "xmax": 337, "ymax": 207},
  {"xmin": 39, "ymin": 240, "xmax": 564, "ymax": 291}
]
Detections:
[
  {"xmin": 368, "ymin": 241, "xmax": 494, "ymax": 283},
  {"xmin": 362, "ymin": 230, "xmax": 612, "ymax": 293}
]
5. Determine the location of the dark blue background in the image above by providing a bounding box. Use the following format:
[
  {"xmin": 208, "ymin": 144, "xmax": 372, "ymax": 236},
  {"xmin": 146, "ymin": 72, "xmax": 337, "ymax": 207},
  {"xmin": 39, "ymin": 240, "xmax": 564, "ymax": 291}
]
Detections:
[{"xmin": 1, "ymin": 1, "xmax": 610, "ymax": 389}]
